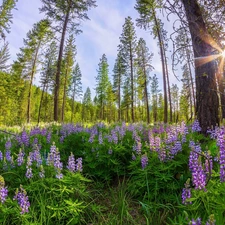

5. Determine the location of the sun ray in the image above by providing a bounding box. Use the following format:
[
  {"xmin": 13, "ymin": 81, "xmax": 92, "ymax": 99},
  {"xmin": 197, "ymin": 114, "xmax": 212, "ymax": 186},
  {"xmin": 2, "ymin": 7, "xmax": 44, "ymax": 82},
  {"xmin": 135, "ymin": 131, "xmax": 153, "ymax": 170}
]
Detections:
[
  {"xmin": 194, "ymin": 54, "xmax": 221, "ymax": 67},
  {"xmin": 221, "ymin": 50, "xmax": 225, "ymax": 58},
  {"xmin": 198, "ymin": 31, "xmax": 222, "ymax": 53},
  {"xmin": 217, "ymin": 55, "xmax": 224, "ymax": 77}
]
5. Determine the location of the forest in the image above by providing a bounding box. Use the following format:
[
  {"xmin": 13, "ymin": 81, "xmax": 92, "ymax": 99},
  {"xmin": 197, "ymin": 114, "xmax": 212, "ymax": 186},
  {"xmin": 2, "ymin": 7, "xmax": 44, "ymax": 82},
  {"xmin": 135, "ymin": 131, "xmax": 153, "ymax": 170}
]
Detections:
[
  {"xmin": 0, "ymin": 0, "xmax": 225, "ymax": 224},
  {"xmin": 0, "ymin": 0, "xmax": 223, "ymax": 133}
]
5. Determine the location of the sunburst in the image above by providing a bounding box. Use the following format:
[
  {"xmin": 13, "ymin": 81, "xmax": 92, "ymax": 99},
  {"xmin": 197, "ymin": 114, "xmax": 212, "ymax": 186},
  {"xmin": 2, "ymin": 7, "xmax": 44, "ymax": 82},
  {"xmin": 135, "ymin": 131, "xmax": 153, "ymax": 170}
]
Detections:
[
  {"xmin": 221, "ymin": 50, "xmax": 225, "ymax": 58},
  {"xmin": 193, "ymin": 32, "xmax": 224, "ymax": 68}
]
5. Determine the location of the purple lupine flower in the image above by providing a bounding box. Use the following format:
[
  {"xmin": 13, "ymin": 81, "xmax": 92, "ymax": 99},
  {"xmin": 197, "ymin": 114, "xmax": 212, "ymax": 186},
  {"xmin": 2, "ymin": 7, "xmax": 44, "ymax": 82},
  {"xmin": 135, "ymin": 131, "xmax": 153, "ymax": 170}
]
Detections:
[
  {"xmin": 192, "ymin": 120, "xmax": 201, "ymax": 132},
  {"xmin": 5, "ymin": 140, "xmax": 11, "ymax": 150},
  {"xmin": 67, "ymin": 153, "xmax": 76, "ymax": 172},
  {"xmin": 54, "ymin": 149, "xmax": 63, "ymax": 170},
  {"xmin": 21, "ymin": 131, "xmax": 30, "ymax": 147},
  {"xmin": 181, "ymin": 179, "xmax": 192, "ymax": 205},
  {"xmin": 192, "ymin": 164, "xmax": 206, "ymax": 190},
  {"xmin": 47, "ymin": 143, "xmax": 63, "ymax": 179},
  {"xmin": 0, "ymin": 186, "xmax": 8, "ymax": 203},
  {"xmin": 5, "ymin": 149, "xmax": 11, "ymax": 162},
  {"xmin": 32, "ymin": 145, "xmax": 42, "ymax": 167},
  {"xmin": 169, "ymin": 141, "xmax": 182, "ymax": 158},
  {"xmin": 132, "ymin": 153, "xmax": 136, "ymax": 160},
  {"xmin": 98, "ymin": 132, "xmax": 103, "ymax": 145},
  {"xmin": 141, "ymin": 154, "xmax": 148, "ymax": 169},
  {"xmin": 26, "ymin": 167, "xmax": 33, "ymax": 179},
  {"xmin": 189, "ymin": 218, "xmax": 201, "ymax": 225},
  {"xmin": 136, "ymin": 141, "xmax": 142, "ymax": 155},
  {"xmin": 189, "ymin": 144, "xmax": 207, "ymax": 190},
  {"xmin": 41, "ymin": 128, "xmax": 47, "ymax": 136},
  {"xmin": 32, "ymin": 137, "xmax": 38, "ymax": 146},
  {"xmin": 17, "ymin": 149, "xmax": 25, "ymax": 166},
  {"xmin": 46, "ymin": 132, "xmax": 51, "ymax": 144},
  {"xmin": 189, "ymin": 148, "xmax": 199, "ymax": 173},
  {"xmin": 47, "ymin": 143, "xmax": 57, "ymax": 166},
  {"xmin": 76, "ymin": 158, "xmax": 83, "ymax": 172},
  {"xmin": 30, "ymin": 127, "xmax": 40, "ymax": 136},
  {"xmin": 111, "ymin": 129, "xmax": 118, "ymax": 144},
  {"xmin": 158, "ymin": 147, "xmax": 166, "ymax": 162},
  {"xmin": 88, "ymin": 134, "xmax": 94, "ymax": 143},
  {"xmin": 39, "ymin": 165, "xmax": 45, "ymax": 178},
  {"xmin": 25, "ymin": 156, "xmax": 33, "ymax": 179},
  {"xmin": 0, "ymin": 151, "xmax": 3, "ymax": 161},
  {"xmin": 13, "ymin": 186, "xmax": 30, "ymax": 214},
  {"xmin": 217, "ymin": 128, "xmax": 225, "ymax": 182}
]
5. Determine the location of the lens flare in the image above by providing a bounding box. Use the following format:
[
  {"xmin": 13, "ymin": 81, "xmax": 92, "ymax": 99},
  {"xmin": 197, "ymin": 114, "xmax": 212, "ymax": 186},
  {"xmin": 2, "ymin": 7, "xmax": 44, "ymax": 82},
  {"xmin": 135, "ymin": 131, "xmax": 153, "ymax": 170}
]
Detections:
[{"xmin": 222, "ymin": 50, "xmax": 225, "ymax": 57}]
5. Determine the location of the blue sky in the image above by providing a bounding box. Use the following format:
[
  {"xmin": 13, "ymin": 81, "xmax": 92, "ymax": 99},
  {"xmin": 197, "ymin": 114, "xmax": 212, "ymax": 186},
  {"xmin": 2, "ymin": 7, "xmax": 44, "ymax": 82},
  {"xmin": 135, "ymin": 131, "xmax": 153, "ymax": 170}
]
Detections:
[{"xmin": 6, "ymin": 0, "xmax": 180, "ymax": 99}]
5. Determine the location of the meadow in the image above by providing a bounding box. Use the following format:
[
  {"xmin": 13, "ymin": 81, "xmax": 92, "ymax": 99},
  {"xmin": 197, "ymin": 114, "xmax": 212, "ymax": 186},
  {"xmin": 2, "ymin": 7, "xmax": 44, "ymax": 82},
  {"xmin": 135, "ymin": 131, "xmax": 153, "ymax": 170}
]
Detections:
[{"xmin": 0, "ymin": 121, "xmax": 223, "ymax": 225}]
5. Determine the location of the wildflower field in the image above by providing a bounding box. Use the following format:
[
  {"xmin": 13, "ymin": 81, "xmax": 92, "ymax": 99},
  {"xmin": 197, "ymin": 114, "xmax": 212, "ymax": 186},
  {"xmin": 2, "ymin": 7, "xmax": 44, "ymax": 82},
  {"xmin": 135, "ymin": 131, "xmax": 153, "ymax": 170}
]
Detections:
[{"xmin": 0, "ymin": 121, "xmax": 224, "ymax": 224}]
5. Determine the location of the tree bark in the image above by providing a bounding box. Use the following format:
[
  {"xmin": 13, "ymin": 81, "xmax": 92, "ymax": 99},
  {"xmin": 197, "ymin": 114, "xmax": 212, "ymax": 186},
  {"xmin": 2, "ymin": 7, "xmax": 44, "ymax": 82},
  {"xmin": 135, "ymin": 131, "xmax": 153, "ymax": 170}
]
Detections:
[
  {"xmin": 61, "ymin": 66, "xmax": 69, "ymax": 123},
  {"xmin": 129, "ymin": 41, "xmax": 135, "ymax": 122},
  {"xmin": 181, "ymin": 0, "xmax": 219, "ymax": 134},
  {"xmin": 54, "ymin": 7, "xmax": 70, "ymax": 121},
  {"xmin": 153, "ymin": 13, "xmax": 168, "ymax": 123},
  {"xmin": 164, "ymin": 49, "xmax": 172, "ymax": 123}
]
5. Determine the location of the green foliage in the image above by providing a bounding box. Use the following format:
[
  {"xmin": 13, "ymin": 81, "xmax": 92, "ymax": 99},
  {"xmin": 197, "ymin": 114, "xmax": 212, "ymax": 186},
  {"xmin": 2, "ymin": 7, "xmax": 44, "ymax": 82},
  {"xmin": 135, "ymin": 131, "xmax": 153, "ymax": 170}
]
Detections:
[{"xmin": 0, "ymin": 0, "xmax": 17, "ymax": 39}]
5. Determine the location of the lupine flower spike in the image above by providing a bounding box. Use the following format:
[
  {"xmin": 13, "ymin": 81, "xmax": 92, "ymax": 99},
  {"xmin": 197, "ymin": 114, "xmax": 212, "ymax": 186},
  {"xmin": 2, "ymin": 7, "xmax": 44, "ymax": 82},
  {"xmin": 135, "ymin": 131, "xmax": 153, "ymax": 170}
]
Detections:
[{"xmin": 13, "ymin": 185, "xmax": 30, "ymax": 214}]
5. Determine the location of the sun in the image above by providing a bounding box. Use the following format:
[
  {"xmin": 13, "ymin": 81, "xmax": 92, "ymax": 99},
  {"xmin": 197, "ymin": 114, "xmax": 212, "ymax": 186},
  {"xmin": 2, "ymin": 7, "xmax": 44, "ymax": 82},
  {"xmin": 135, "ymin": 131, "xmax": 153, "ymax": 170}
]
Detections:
[{"xmin": 221, "ymin": 50, "xmax": 225, "ymax": 57}]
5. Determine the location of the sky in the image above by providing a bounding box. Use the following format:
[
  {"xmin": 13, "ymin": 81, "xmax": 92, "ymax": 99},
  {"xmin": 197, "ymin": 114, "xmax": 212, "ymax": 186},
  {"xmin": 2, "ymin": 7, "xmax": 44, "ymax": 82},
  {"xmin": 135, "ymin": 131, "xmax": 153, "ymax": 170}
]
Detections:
[{"xmin": 6, "ymin": 0, "xmax": 180, "ymax": 99}]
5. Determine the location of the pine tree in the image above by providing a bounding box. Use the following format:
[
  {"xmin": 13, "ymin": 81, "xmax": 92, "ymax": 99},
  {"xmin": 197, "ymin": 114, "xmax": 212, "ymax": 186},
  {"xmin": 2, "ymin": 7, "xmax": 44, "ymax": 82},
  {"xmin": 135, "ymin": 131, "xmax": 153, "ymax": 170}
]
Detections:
[
  {"xmin": 40, "ymin": 0, "xmax": 96, "ymax": 121},
  {"xmin": 69, "ymin": 63, "xmax": 83, "ymax": 122},
  {"xmin": 82, "ymin": 87, "xmax": 92, "ymax": 121},
  {"xmin": 113, "ymin": 47, "xmax": 126, "ymax": 121},
  {"xmin": 136, "ymin": 37, "xmax": 154, "ymax": 123},
  {"xmin": 12, "ymin": 19, "xmax": 52, "ymax": 123},
  {"xmin": 95, "ymin": 54, "xmax": 110, "ymax": 120},
  {"xmin": 174, "ymin": 27, "xmax": 195, "ymax": 119},
  {"xmin": 0, "ymin": 0, "xmax": 17, "ymax": 40},
  {"xmin": 150, "ymin": 74, "xmax": 160, "ymax": 123},
  {"xmin": 0, "ymin": 42, "xmax": 10, "ymax": 71},
  {"xmin": 181, "ymin": 0, "xmax": 219, "ymax": 133},
  {"xmin": 121, "ymin": 77, "xmax": 131, "ymax": 122},
  {"xmin": 135, "ymin": 0, "xmax": 168, "ymax": 123},
  {"xmin": 38, "ymin": 41, "xmax": 57, "ymax": 123},
  {"xmin": 61, "ymin": 34, "xmax": 76, "ymax": 122},
  {"xmin": 119, "ymin": 16, "xmax": 137, "ymax": 122}
]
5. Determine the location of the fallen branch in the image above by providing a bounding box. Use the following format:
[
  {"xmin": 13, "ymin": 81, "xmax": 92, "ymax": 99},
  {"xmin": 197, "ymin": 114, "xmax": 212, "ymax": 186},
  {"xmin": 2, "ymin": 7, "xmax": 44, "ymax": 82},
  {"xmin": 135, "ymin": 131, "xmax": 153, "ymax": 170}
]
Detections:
[{"xmin": 0, "ymin": 129, "xmax": 17, "ymax": 137}]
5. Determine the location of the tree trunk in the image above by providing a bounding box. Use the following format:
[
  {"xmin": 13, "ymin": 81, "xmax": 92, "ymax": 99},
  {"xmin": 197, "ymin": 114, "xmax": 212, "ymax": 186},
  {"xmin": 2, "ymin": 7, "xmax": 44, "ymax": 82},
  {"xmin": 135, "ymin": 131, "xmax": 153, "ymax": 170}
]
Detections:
[
  {"xmin": 181, "ymin": 0, "xmax": 219, "ymax": 134},
  {"xmin": 38, "ymin": 84, "xmax": 45, "ymax": 124},
  {"xmin": 186, "ymin": 46, "xmax": 196, "ymax": 120},
  {"xmin": 71, "ymin": 81, "xmax": 76, "ymax": 122},
  {"xmin": 217, "ymin": 61, "xmax": 225, "ymax": 119},
  {"xmin": 118, "ymin": 78, "xmax": 121, "ymax": 121},
  {"xmin": 54, "ymin": 7, "xmax": 70, "ymax": 121},
  {"xmin": 164, "ymin": 49, "xmax": 172, "ymax": 123},
  {"xmin": 141, "ymin": 45, "xmax": 150, "ymax": 124},
  {"xmin": 61, "ymin": 67, "xmax": 68, "ymax": 123},
  {"xmin": 153, "ymin": 13, "xmax": 168, "ymax": 123},
  {"xmin": 130, "ymin": 42, "xmax": 135, "ymax": 122}
]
